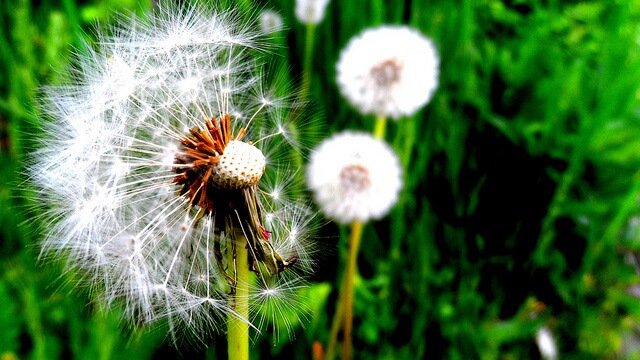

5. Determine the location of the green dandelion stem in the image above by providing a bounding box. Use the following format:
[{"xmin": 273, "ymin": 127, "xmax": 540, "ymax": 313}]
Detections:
[
  {"xmin": 373, "ymin": 115, "xmax": 387, "ymax": 139},
  {"xmin": 325, "ymin": 277, "xmax": 345, "ymax": 360},
  {"xmin": 301, "ymin": 23, "xmax": 316, "ymax": 99},
  {"xmin": 342, "ymin": 221, "xmax": 363, "ymax": 360},
  {"xmin": 326, "ymin": 222, "xmax": 364, "ymax": 360},
  {"xmin": 228, "ymin": 236, "xmax": 250, "ymax": 360}
]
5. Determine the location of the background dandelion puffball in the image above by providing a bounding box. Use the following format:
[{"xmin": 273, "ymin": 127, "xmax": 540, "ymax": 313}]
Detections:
[
  {"xmin": 306, "ymin": 131, "xmax": 402, "ymax": 224},
  {"xmin": 295, "ymin": 0, "xmax": 330, "ymax": 25},
  {"xmin": 259, "ymin": 10, "xmax": 283, "ymax": 34},
  {"xmin": 30, "ymin": 5, "xmax": 314, "ymax": 342},
  {"xmin": 336, "ymin": 25, "xmax": 440, "ymax": 119}
]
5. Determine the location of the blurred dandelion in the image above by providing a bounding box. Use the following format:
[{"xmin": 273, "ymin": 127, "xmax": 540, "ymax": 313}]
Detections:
[
  {"xmin": 307, "ymin": 131, "xmax": 402, "ymax": 224},
  {"xmin": 307, "ymin": 131, "xmax": 402, "ymax": 359},
  {"xmin": 294, "ymin": 0, "xmax": 330, "ymax": 25},
  {"xmin": 337, "ymin": 25, "xmax": 439, "ymax": 120},
  {"xmin": 337, "ymin": 25, "xmax": 439, "ymax": 137},
  {"xmin": 259, "ymin": 10, "xmax": 283, "ymax": 35},
  {"xmin": 29, "ymin": 3, "xmax": 314, "ymax": 356}
]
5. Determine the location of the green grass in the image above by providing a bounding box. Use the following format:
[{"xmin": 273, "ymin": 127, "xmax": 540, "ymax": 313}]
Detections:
[{"xmin": 3, "ymin": 0, "xmax": 640, "ymax": 359}]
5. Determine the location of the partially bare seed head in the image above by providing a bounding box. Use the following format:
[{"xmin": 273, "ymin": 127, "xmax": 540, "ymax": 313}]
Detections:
[
  {"xmin": 211, "ymin": 140, "xmax": 265, "ymax": 190},
  {"xmin": 173, "ymin": 114, "xmax": 266, "ymax": 213}
]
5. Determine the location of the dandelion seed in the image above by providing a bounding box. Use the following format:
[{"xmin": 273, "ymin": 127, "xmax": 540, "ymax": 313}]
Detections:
[
  {"xmin": 535, "ymin": 326, "xmax": 558, "ymax": 360},
  {"xmin": 30, "ymin": 4, "xmax": 314, "ymax": 345},
  {"xmin": 336, "ymin": 26, "xmax": 440, "ymax": 119},
  {"xmin": 295, "ymin": 0, "xmax": 330, "ymax": 25},
  {"xmin": 306, "ymin": 131, "xmax": 402, "ymax": 224}
]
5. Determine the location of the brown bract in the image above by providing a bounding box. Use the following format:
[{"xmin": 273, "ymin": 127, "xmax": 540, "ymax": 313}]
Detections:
[
  {"xmin": 174, "ymin": 114, "xmax": 244, "ymax": 212},
  {"xmin": 172, "ymin": 113, "xmax": 291, "ymax": 277}
]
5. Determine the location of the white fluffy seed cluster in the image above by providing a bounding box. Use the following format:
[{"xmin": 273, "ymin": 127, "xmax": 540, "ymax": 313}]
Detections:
[
  {"xmin": 259, "ymin": 9, "xmax": 283, "ymax": 34},
  {"xmin": 295, "ymin": 0, "xmax": 330, "ymax": 25},
  {"xmin": 336, "ymin": 25, "xmax": 440, "ymax": 119},
  {"xmin": 211, "ymin": 140, "xmax": 266, "ymax": 189},
  {"xmin": 30, "ymin": 4, "xmax": 314, "ymax": 342},
  {"xmin": 306, "ymin": 131, "xmax": 402, "ymax": 224}
]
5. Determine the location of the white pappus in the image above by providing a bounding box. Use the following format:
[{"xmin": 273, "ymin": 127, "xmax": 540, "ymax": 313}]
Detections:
[
  {"xmin": 336, "ymin": 25, "xmax": 440, "ymax": 119},
  {"xmin": 29, "ymin": 3, "xmax": 316, "ymax": 344},
  {"xmin": 306, "ymin": 131, "xmax": 402, "ymax": 224}
]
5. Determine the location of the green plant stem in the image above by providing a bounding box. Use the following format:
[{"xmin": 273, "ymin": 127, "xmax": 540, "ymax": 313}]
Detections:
[
  {"xmin": 342, "ymin": 221, "xmax": 363, "ymax": 360},
  {"xmin": 325, "ymin": 222, "xmax": 364, "ymax": 360},
  {"xmin": 325, "ymin": 276, "xmax": 345, "ymax": 360},
  {"xmin": 228, "ymin": 237, "xmax": 250, "ymax": 360},
  {"xmin": 301, "ymin": 23, "xmax": 316, "ymax": 99},
  {"xmin": 373, "ymin": 115, "xmax": 387, "ymax": 139}
]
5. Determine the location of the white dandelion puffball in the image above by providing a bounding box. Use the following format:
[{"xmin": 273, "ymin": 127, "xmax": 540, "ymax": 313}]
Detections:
[
  {"xmin": 30, "ymin": 4, "xmax": 315, "ymax": 342},
  {"xmin": 336, "ymin": 26, "xmax": 440, "ymax": 119},
  {"xmin": 259, "ymin": 10, "xmax": 283, "ymax": 34},
  {"xmin": 295, "ymin": 0, "xmax": 330, "ymax": 25},
  {"xmin": 306, "ymin": 131, "xmax": 402, "ymax": 224}
]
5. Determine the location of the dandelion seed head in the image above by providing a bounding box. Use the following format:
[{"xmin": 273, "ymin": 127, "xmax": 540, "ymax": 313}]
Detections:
[
  {"xmin": 31, "ymin": 3, "xmax": 314, "ymax": 344},
  {"xmin": 259, "ymin": 10, "xmax": 283, "ymax": 34},
  {"xmin": 307, "ymin": 131, "xmax": 402, "ymax": 224},
  {"xmin": 295, "ymin": 0, "xmax": 330, "ymax": 25},
  {"xmin": 336, "ymin": 26, "xmax": 440, "ymax": 119}
]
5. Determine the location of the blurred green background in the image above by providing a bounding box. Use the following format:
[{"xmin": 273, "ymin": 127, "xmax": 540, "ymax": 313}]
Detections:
[{"xmin": 4, "ymin": 0, "xmax": 640, "ymax": 359}]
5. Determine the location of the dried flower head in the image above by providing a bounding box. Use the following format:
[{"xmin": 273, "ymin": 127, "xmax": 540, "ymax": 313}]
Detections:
[
  {"xmin": 259, "ymin": 10, "xmax": 283, "ymax": 34},
  {"xmin": 306, "ymin": 131, "xmax": 402, "ymax": 224},
  {"xmin": 295, "ymin": 0, "xmax": 330, "ymax": 25},
  {"xmin": 30, "ymin": 4, "xmax": 314, "ymax": 343},
  {"xmin": 336, "ymin": 25, "xmax": 440, "ymax": 119}
]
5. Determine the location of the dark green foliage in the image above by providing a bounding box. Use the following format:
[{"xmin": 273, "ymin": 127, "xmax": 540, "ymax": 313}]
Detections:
[{"xmin": 3, "ymin": 0, "xmax": 640, "ymax": 358}]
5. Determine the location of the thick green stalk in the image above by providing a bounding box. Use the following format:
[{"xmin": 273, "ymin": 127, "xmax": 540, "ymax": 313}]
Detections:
[{"xmin": 228, "ymin": 237, "xmax": 250, "ymax": 360}]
